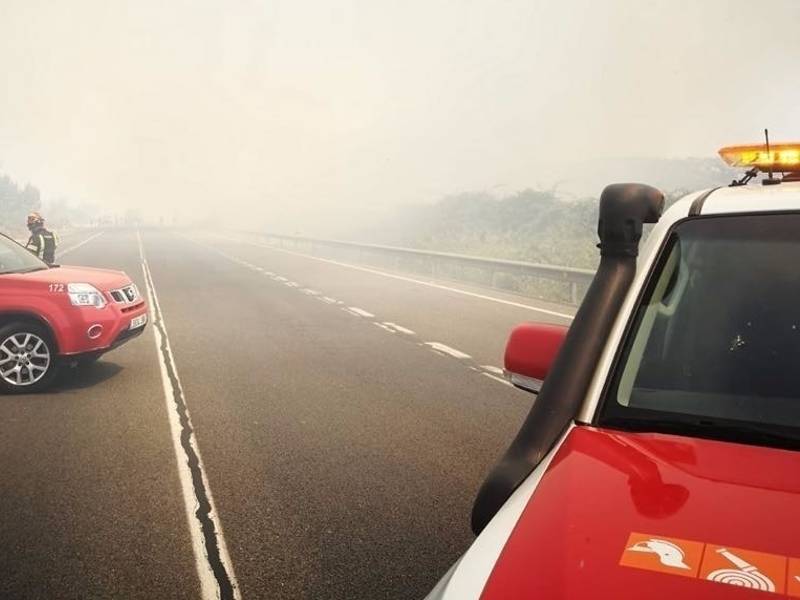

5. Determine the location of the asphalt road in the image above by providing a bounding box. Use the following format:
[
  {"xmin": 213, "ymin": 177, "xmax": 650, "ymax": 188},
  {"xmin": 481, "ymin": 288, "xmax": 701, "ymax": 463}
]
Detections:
[{"xmin": 0, "ymin": 229, "xmax": 573, "ymax": 599}]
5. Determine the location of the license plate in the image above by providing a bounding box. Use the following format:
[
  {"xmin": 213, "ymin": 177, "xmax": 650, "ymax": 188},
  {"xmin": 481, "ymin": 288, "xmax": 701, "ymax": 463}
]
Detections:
[{"xmin": 129, "ymin": 313, "xmax": 148, "ymax": 330}]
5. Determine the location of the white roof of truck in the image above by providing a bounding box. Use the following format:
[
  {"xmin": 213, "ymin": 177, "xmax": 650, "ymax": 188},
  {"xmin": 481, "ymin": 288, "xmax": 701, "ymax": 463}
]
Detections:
[{"xmin": 676, "ymin": 180, "xmax": 800, "ymax": 216}]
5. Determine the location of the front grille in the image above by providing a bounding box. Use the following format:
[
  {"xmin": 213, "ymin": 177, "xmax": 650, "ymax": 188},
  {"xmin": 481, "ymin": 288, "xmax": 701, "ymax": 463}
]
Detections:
[
  {"xmin": 110, "ymin": 284, "xmax": 140, "ymax": 304},
  {"xmin": 121, "ymin": 301, "xmax": 145, "ymax": 314}
]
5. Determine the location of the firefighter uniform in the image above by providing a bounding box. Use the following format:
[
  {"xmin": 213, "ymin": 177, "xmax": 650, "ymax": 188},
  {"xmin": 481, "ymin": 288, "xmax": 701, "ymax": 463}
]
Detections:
[{"xmin": 26, "ymin": 226, "xmax": 58, "ymax": 265}]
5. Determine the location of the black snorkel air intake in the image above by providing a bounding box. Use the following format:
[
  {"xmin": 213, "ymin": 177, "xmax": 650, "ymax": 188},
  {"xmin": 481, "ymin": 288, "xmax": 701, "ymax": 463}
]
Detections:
[{"xmin": 471, "ymin": 183, "xmax": 664, "ymax": 534}]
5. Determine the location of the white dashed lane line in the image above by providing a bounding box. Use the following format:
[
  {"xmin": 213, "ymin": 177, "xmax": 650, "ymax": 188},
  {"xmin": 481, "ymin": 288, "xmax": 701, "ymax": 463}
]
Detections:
[
  {"xmin": 481, "ymin": 372, "xmax": 513, "ymax": 387},
  {"xmin": 424, "ymin": 342, "xmax": 472, "ymax": 360},
  {"xmin": 344, "ymin": 307, "xmax": 375, "ymax": 318},
  {"xmin": 222, "ymin": 234, "xmax": 575, "ymax": 320},
  {"xmin": 383, "ymin": 322, "xmax": 415, "ymax": 335},
  {"xmin": 185, "ymin": 237, "xmax": 519, "ymax": 392}
]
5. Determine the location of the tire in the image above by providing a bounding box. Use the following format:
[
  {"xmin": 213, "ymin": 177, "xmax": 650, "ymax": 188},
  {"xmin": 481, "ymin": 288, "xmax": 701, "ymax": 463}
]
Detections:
[{"xmin": 0, "ymin": 321, "xmax": 60, "ymax": 394}]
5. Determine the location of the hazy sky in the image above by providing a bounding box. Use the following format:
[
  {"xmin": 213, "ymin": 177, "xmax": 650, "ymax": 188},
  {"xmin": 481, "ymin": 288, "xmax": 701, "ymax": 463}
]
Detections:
[{"xmin": 1, "ymin": 0, "xmax": 799, "ymax": 232}]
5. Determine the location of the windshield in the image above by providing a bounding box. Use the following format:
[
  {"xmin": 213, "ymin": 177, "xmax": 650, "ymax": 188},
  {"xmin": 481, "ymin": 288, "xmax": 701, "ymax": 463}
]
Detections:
[
  {"xmin": 601, "ymin": 213, "xmax": 800, "ymax": 448},
  {"xmin": 0, "ymin": 234, "xmax": 48, "ymax": 274}
]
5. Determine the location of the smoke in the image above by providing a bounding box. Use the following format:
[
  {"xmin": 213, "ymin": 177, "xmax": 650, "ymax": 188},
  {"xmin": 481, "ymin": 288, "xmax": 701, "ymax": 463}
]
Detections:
[{"xmin": 1, "ymin": 0, "xmax": 799, "ymax": 234}]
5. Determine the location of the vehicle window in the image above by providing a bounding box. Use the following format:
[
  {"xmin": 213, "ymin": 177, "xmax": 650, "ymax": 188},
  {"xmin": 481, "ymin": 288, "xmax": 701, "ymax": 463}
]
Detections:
[
  {"xmin": 0, "ymin": 235, "xmax": 48, "ymax": 274},
  {"xmin": 603, "ymin": 214, "xmax": 800, "ymax": 440}
]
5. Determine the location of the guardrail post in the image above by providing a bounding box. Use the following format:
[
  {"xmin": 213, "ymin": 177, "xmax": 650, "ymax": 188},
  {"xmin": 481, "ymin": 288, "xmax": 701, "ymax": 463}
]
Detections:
[{"xmin": 570, "ymin": 281, "xmax": 578, "ymax": 305}]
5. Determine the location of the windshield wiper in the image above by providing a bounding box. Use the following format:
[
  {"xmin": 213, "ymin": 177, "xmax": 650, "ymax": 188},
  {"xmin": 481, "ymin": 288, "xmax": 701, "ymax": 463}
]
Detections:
[{"xmin": 604, "ymin": 415, "xmax": 800, "ymax": 450}]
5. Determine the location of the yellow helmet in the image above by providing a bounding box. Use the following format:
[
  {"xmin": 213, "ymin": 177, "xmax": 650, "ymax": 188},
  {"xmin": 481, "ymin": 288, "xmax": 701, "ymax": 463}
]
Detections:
[{"xmin": 27, "ymin": 212, "xmax": 44, "ymax": 227}]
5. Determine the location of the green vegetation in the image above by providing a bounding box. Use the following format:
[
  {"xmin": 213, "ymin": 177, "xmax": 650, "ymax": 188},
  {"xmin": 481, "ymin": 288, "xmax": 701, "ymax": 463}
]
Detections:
[
  {"xmin": 363, "ymin": 158, "xmax": 738, "ymax": 270},
  {"xmin": 382, "ymin": 190, "xmax": 602, "ymax": 269},
  {"xmin": 344, "ymin": 158, "xmax": 740, "ymax": 302}
]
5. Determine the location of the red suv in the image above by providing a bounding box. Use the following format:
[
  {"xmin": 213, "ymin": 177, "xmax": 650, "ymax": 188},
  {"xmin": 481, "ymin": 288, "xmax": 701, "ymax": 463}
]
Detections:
[{"xmin": 0, "ymin": 233, "xmax": 148, "ymax": 393}]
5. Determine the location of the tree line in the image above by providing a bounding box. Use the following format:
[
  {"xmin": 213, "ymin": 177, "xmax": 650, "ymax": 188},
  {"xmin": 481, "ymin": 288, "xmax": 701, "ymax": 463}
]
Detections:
[
  {"xmin": 357, "ymin": 158, "xmax": 737, "ymax": 269},
  {"xmin": 0, "ymin": 171, "xmax": 95, "ymax": 235},
  {"xmin": 0, "ymin": 174, "xmax": 41, "ymax": 233}
]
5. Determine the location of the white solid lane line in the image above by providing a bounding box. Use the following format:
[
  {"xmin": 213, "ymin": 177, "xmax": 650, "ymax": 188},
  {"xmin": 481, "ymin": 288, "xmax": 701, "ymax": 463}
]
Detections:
[
  {"xmin": 229, "ymin": 236, "xmax": 575, "ymax": 320},
  {"xmin": 424, "ymin": 342, "xmax": 472, "ymax": 360},
  {"xmin": 56, "ymin": 231, "xmax": 105, "ymax": 258},
  {"xmin": 137, "ymin": 232, "xmax": 240, "ymax": 600}
]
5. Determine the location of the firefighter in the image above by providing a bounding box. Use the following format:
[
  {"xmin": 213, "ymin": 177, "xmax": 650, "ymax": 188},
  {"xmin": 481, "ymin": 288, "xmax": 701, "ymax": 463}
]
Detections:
[{"xmin": 25, "ymin": 212, "xmax": 58, "ymax": 265}]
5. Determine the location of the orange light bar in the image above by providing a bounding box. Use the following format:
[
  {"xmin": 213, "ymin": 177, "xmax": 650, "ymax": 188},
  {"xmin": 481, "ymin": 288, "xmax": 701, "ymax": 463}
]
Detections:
[{"xmin": 719, "ymin": 143, "xmax": 800, "ymax": 172}]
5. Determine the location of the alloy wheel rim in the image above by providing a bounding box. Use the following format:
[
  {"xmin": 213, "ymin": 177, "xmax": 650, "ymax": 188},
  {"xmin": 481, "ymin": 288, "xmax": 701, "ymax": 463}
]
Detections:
[{"xmin": 0, "ymin": 333, "xmax": 51, "ymax": 386}]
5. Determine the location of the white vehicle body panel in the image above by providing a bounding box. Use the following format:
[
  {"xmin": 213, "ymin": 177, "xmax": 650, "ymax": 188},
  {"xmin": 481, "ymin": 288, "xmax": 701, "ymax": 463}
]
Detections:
[{"xmin": 702, "ymin": 180, "xmax": 800, "ymax": 214}]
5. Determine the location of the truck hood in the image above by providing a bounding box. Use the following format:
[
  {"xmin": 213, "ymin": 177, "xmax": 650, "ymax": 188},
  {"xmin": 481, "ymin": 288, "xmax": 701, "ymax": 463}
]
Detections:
[
  {"xmin": 14, "ymin": 265, "xmax": 131, "ymax": 291},
  {"xmin": 480, "ymin": 426, "xmax": 800, "ymax": 599}
]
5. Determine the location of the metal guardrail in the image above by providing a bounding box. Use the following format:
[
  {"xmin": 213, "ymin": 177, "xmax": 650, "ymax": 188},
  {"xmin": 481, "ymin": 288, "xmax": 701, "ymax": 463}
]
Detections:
[{"xmin": 240, "ymin": 231, "xmax": 595, "ymax": 305}]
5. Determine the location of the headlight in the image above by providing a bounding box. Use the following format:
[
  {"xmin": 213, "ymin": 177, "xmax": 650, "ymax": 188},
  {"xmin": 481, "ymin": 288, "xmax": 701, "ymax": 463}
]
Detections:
[{"xmin": 67, "ymin": 283, "xmax": 107, "ymax": 308}]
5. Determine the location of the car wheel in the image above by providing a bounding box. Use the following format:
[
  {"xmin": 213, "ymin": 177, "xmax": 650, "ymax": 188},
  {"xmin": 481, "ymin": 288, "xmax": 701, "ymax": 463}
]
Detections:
[{"xmin": 0, "ymin": 322, "xmax": 59, "ymax": 394}]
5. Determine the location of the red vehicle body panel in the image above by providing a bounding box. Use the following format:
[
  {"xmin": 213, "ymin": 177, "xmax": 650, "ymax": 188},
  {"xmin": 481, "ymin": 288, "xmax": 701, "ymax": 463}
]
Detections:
[
  {"xmin": 0, "ymin": 265, "xmax": 147, "ymax": 355},
  {"xmin": 480, "ymin": 426, "xmax": 800, "ymax": 599},
  {"xmin": 505, "ymin": 322, "xmax": 568, "ymax": 381}
]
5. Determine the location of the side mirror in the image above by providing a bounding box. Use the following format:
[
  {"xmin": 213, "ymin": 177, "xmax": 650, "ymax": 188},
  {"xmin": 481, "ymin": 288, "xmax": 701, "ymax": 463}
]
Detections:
[{"xmin": 504, "ymin": 322, "xmax": 568, "ymax": 393}]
